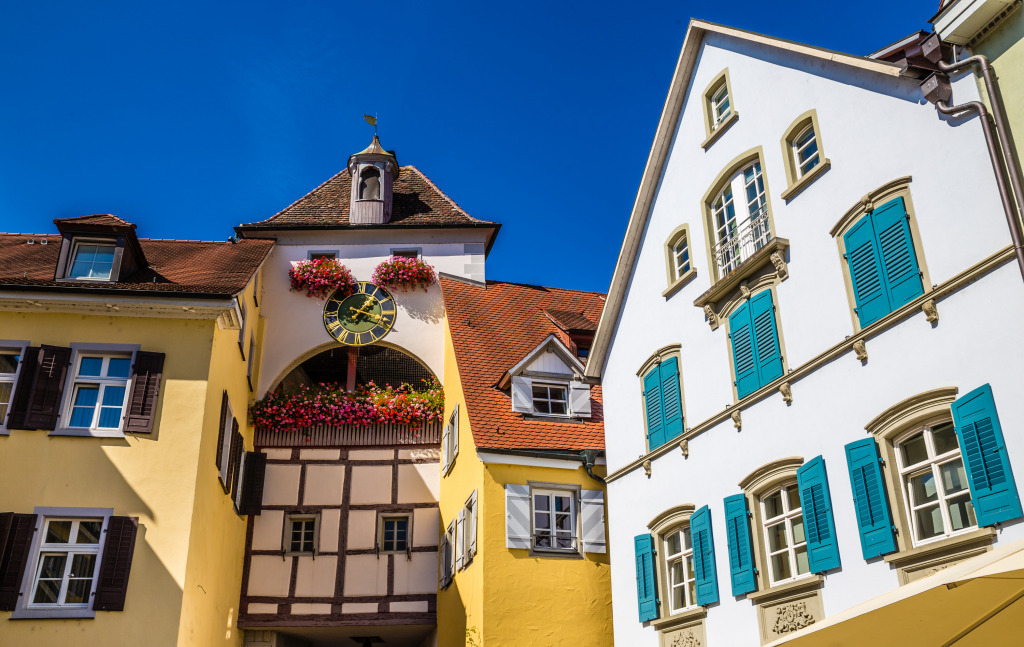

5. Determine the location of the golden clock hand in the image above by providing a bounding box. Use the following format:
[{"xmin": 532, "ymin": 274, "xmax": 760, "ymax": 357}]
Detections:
[{"xmin": 348, "ymin": 306, "xmax": 382, "ymax": 322}]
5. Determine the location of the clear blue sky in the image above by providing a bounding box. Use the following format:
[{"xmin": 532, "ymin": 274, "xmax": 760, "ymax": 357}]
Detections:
[{"xmin": 0, "ymin": 1, "xmax": 936, "ymax": 293}]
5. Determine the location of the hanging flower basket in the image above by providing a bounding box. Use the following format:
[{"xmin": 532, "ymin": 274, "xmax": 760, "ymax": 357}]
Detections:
[
  {"xmin": 371, "ymin": 256, "xmax": 437, "ymax": 292},
  {"xmin": 289, "ymin": 258, "xmax": 356, "ymax": 299},
  {"xmin": 249, "ymin": 377, "xmax": 444, "ymax": 432}
]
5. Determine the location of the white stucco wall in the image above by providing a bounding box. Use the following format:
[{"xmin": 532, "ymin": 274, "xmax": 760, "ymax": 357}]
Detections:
[
  {"xmin": 256, "ymin": 228, "xmax": 489, "ymax": 395},
  {"xmin": 601, "ymin": 32, "xmax": 1024, "ymax": 646}
]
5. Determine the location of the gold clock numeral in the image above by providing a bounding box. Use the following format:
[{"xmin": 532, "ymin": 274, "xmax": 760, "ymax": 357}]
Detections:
[{"xmin": 326, "ymin": 320, "xmax": 341, "ymax": 333}]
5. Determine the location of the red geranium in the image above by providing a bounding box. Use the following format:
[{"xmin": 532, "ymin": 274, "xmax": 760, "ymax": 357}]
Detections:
[
  {"xmin": 371, "ymin": 256, "xmax": 437, "ymax": 292},
  {"xmin": 289, "ymin": 258, "xmax": 356, "ymax": 299}
]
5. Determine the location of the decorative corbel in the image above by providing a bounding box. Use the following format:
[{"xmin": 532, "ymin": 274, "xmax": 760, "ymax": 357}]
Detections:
[
  {"xmin": 643, "ymin": 459, "xmax": 652, "ymax": 479},
  {"xmin": 853, "ymin": 339, "xmax": 868, "ymax": 363},
  {"xmin": 679, "ymin": 438, "xmax": 689, "ymax": 459},
  {"xmin": 731, "ymin": 410, "xmax": 742, "ymax": 431},
  {"xmin": 739, "ymin": 281, "xmax": 751, "ymax": 300},
  {"xmin": 922, "ymin": 299, "xmax": 938, "ymax": 324},
  {"xmin": 704, "ymin": 304, "xmax": 718, "ymax": 330},
  {"xmin": 770, "ymin": 251, "xmax": 788, "ymax": 279},
  {"xmin": 780, "ymin": 382, "xmax": 792, "ymax": 404}
]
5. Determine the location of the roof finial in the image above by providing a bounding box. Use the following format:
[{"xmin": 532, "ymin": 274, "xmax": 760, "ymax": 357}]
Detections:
[{"xmin": 363, "ymin": 113, "xmax": 378, "ymax": 136}]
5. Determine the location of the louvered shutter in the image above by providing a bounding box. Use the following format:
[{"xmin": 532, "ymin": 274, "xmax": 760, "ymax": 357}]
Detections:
[
  {"xmin": 511, "ymin": 375, "xmax": 533, "ymax": 414},
  {"xmin": 749, "ymin": 291, "xmax": 784, "ymax": 386},
  {"xmin": 690, "ymin": 505, "xmax": 719, "ymax": 606},
  {"xmin": 569, "ymin": 380, "xmax": 592, "ymax": 418},
  {"xmin": 216, "ymin": 391, "xmax": 228, "ymax": 471},
  {"xmin": 451, "ymin": 405, "xmax": 459, "ymax": 462},
  {"xmin": 844, "ymin": 438, "xmax": 897, "ymax": 559},
  {"xmin": 456, "ymin": 508, "xmax": 465, "ymax": 570},
  {"xmin": 438, "ymin": 529, "xmax": 449, "ymax": 588},
  {"xmin": 468, "ymin": 491, "xmax": 478, "ymax": 557},
  {"xmin": 634, "ymin": 534, "xmax": 658, "ymax": 622},
  {"xmin": 580, "ymin": 490, "xmax": 607, "ymax": 553},
  {"xmin": 952, "ymin": 384, "xmax": 1022, "ymax": 526},
  {"xmin": 723, "ymin": 494, "xmax": 756, "ymax": 596},
  {"xmin": 441, "ymin": 423, "xmax": 450, "ymax": 474},
  {"xmin": 0, "ymin": 513, "xmax": 36, "ymax": 611},
  {"xmin": 505, "ymin": 484, "xmax": 531, "ymax": 549},
  {"xmin": 871, "ymin": 197, "xmax": 923, "ymax": 311},
  {"xmin": 797, "ymin": 456, "xmax": 841, "ymax": 573},
  {"xmin": 124, "ymin": 351, "xmax": 164, "ymax": 434},
  {"xmin": 24, "ymin": 345, "xmax": 71, "ymax": 431},
  {"xmin": 93, "ymin": 516, "xmax": 138, "ymax": 611},
  {"xmin": 228, "ymin": 423, "xmax": 244, "ymax": 499},
  {"xmin": 660, "ymin": 358, "xmax": 684, "ymax": 442},
  {"xmin": 729, "ymin": 302, "xmax": 759, "ymax": 399},
  {"xmin": 5, "ymin": 347, "xmax": 39, "ymax": 430},
  {"xmin": 240, "ymin": 451, "xmax": 268, "ymax": 516},
  {"xmin": 844, "ymin": 214, "xmax": 890, "ymax": 327},
  {"xmin": 643, "ymin": 367, "xmax": 665, "ymax": 449}
]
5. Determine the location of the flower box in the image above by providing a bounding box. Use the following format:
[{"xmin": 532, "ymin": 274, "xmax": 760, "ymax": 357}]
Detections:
[
  {"xmin": 289, "ymin": 258, "xmax": 356, "ymax": 299},
  {"xmin": 371, "ymin": 256, "xmax": 437, "ymax": 292}
]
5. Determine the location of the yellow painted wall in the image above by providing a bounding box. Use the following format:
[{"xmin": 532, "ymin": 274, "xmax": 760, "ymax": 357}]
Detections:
[
  {"xmin": 976, "ymin": 8, "xmax": 1024, "ymax": 206},
  {"xmin": 436, "ymin": 316, "xmax": 613, "ymax": 647}
]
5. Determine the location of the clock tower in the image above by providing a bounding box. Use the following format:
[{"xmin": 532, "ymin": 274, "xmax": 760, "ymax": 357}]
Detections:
[{"xmin": 347, "ymin": 134, "xmax": 398, "ymax": 225}]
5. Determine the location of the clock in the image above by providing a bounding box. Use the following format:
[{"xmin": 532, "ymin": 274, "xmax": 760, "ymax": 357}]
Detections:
[{"xmin": 323, "ymin": 281, "xmax": 397, "ymax": 346}]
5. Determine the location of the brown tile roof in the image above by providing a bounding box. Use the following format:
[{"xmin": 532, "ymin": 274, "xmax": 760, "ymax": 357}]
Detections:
[
  {"xmin": 441, "ymin": 277, "xmax": 606, "ymax": 451},
  {"xmin": 544, "ymin": 309, "xmax": 597, "ymax": 333},
  {"xmin": 54, "ymin": 214, "xmax": 135, "ymax": 230},
  {"xmin": 0, "ymin": 233, "xmax": 273, "ymax": 296},
  {"xmin": 238, "ymin": 165, "xmax": 498, "ymax": 230}
]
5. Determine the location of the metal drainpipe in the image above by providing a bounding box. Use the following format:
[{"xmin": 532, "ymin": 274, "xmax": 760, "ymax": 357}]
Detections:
[{"xmin": 579, "ymin": 449, "xmax": 606, "ymax": 485}]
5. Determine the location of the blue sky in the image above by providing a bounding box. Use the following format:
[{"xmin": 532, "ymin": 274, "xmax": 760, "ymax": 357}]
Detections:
[{"xmin": 0, "ymin": 1, "xmax": 937, "ymax": 292}]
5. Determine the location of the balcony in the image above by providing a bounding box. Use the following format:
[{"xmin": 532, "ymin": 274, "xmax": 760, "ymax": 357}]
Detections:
[{"xmin": 713, "ymin": 203, "xmax": 772, "ymax": 278}]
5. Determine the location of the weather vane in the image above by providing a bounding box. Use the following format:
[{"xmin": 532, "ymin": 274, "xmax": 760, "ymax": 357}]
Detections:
[{"xmin": 363, "ymin": 113, "xmax": 378, "ymax": 136}]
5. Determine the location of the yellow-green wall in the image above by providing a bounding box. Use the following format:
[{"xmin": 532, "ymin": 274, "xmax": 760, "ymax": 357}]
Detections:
[
  {"xmin": 976, "ymin": 7, "xmax": 1024, "ymax": 206},
  {"xmin": 437, "ymin": 317, "xmax": 613, "ymax": 647}
]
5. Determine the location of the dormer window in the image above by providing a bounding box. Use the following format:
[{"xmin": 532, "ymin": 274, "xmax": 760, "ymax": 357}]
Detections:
[
  {"xmin": 507, "ymin": 334, "xmax": 592, "ymax": 419},
  {"xmin": 532, "ymin": 383, "xmax": 569, "ymax": 416},
  {"xmin": 358, "ymin": 167, "xmax": 381, "ymax": 200},
  {"xmin": 67, "ymin": 241, "xmax": 116, "ymax": 280}
]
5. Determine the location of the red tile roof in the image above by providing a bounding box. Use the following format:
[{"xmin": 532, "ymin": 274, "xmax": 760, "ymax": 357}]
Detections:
[
  {"xmin": 0, "ymin": 233, "xmax": 272, "ymax": 296},
  {"xmin": 441, "ymin": 277, "xmax": 606, "ymax": 451},
  {"xmin": 238, "ymin": 165, "xmax": 498, "ymax": 230},
  {"xmin": 54, "ymin": 214, "xmax": 135, "ymax": 230}
]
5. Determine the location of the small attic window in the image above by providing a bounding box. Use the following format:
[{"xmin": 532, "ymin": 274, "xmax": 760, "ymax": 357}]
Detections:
[
  {"xmin": 67, "ymin": 241, "xmax": 116, "ymax": 280},
  {"xmin": 358, "ymin": 167, "xmax": 381, "ymax": 201}
]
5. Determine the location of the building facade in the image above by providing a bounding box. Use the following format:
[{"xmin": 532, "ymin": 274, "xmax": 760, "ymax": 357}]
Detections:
[{"xmin": 587, "ymin": 20, "xmax": 1024, "ymax": 646}]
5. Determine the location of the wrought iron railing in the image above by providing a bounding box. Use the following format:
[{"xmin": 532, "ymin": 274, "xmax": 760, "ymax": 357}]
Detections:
[{"xmin": 712, "ymin": 204, "xmax": 771, "ymax": 277}]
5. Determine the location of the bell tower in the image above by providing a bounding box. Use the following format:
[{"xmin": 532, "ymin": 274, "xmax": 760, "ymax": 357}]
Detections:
[{"xmin": 348, "ymin": 135, "xmax": 399, "ymax": 224}]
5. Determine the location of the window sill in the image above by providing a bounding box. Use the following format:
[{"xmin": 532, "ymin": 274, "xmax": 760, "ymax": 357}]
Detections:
[
  {"xmin": 883, "ymin": 527, "xmax": 995, "ymax": 585},
  {"xmin": 11, "ymin": 607, "xmax": 96, "ymax": 620},
  {"xmin": 528, "ymin": 548, "xmax": 583, "ymax": 559},
  {"xmin": 662, "ymin": 268, "xmax": 698, "ymax": 299},
  {"xmin": 649, "ymin": 604, "xmax": 706, "ymax": 630},
  {"xmin": 693, "ymin": 237, "xmax": 790, "ymax": 309},
  {"xmin": 780, "ymin": 159, "xmax": 831, "ymax": 202},
  {"xmin": 701, "ymin": 112, "xmax": 739, "ymax": 150},
  {"xmin": 746, "ymin": 573, "xmax": 823, "ymax": 603},
  {"xmin": 50, "ymin": 428, "xmax": 125, "ymax": 438}
]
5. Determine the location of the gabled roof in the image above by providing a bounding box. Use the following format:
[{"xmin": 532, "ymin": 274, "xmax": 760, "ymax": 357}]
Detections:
[
  {"xmin": 585, "ymin": 19, "xmax": 904, "ymax": 378},
  {"xmin": 53, "ymin": 214, "xmax": 136, "ymax": 231},
  {"xmin": 441, "ymin": 277, "xmax": 606, "ymax": 451},
  {"xmin": 501, "ymin": 333, "xmax": 587, "ymax": 389},
  {"xmin": 544, "ymin": 309, "xmax": 598, "ymax": 333}
]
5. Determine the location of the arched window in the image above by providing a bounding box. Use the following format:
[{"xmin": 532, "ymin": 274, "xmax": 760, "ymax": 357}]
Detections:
[
  {"xmin": 709, "ymin": 159, "xmax": 770, "ymax": 277},
  {"xmin": 663, "ymin": 224, "xmax": 696, "ymax": 297},
  {"xmin": 358, "ymin": 167, "xmax": 381, "ymax": 200},
  {"xmin": 779, "ymin": 110, "xmax": 830, "ymax": 201}
]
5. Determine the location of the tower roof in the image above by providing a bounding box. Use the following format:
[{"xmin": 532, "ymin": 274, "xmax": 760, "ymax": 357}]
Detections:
[{"xmin": 347, "ymin": 134, "xmax": 399, "ymax": 177}]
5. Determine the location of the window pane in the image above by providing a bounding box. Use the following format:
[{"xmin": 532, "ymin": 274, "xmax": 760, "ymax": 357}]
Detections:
[
  {"xmin": 672, "ymin": 584, "xmax": 684, "ymax": 610},
  {"xmin": 534, "ymin": 495, "xmax": 549, "ymax": 512},
  {"xmin": 791, "ymin": 515, "xmax": 805, "ymax": 545},
  {"xmin": 534, "ymin": 513, "xmax": 550, "ymax": 530},
  {"xmin": 767, "ymin": 523, "xmax": 788, "ymax": 552},
  {"xmin": 555, "ymin": 514, "xmax": 573, "ymax": 531},
  {"xmin": 554, "ymin": 496, "xmax": 572, "ymax": 513},
  {"xmin": 909, "ymin": 471, "xmax": 939, "ymax": 506},
  {"xmin": 798, "ymin": 139, "xmax": 819, "ymax": 165},
  {"xmin": 76, "ymin": 521, "xmax": 102, "ymax": 544},
  {"xmin": 69, "ymin": 554, "xmax": 96, "ymax": 579},
  {"xmin": 550, "ymin": 401, "xmax": 567, "ymax": 415},
  {"xmin": 531, "ymin": 386, "xmax": 547, "ymax": 399},
  {"xmin": 79, "ymin": 357, "xmax": 103, "ymax": 377},
  {"xmin": 46, "ymin": 521, "xmax": 72, "ymax": 544},
  {"xmin": 33, "ymin": 578, "xmax": 62, "ymax": 604},
  {"xmin": 550, "ymin": 387, "xmax": 567, "ymax": 401},
  {"xmin": 786, "ymin": 487, "xmax": 801, "ymax": 512},
  {"xmin": 106, "ymin": 358, "xmax": 131, "ymax": 378},
  {"xmin": 947, "ymin": 494, "xmax": 977, "ymax": 531},
  {"xmin": 0, "ymin": 382, "xmax": 12, "ymax": 410},
  {"xmin": 89, "ymin": 263, "xmax": 113, "ymax": 279},
  {"xmin": 901, "ymin": 433, "xmax": 929, "ymax": 466},
  {"xmin": 771, "ymin": 552, "xmax": 792, "ymax": 582},
  {"xmin": 101, "ymin": 385, "xmax": 126, "ymax": 407},
  {"xmin": 794, "ymin": 546, "xmax": 810, "ymax": 575},
  {"xmin": 915, "ymin": 504, "xmax": 944, "ymax": 540},
  {"xmin": 92, "ymin": 245, "xmax": 115, "ymax": 263},
  {"xmin": 764, "ymin": 491, "xmax": 784, "ymax": 519},
  {"xmin": 940, "ymin": 460, "xmax": 969, "ymax": 495},
  {"xmin": 795, "ymin": 126, "xmax": 815, "ymax": 149},
  {"xmin": 683, "ymin": 527, "xmax": 692, "ymax": 552},
  {"xmin": 0, "ymin": 353, "xmax": 18, "ymax": 374},
  {"xmin": 932, "ymin": 423, "xmax": 959, "ymax": 455},
  {"xmin": 65, "ymin": 577, "xmax": 93, "ymax": 604},
  {"xmin": 39, "ymin": 554, "xmax": 67, "ymax": 578},
  {"xmin": 666, "ymin": 531, "xmax": 681, "ymax": 556}
]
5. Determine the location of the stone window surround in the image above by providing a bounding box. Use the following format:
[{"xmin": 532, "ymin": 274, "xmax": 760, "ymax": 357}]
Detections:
[
  {"xmin": 376, "ymin": 511, "xmax": 413, "ymax": 556},
  {"xmin": 636, "ymin": 344, "xmax": 687, "ymax": 453},
  {"xmin": 526, "ymin": 480, "xmax": 584, "ymax": 559},
  {"xmin": 53, "ymin": 342, "xmax": 141, "ymax": 438},
  {"xmin": 779, "ymin": 109, "xmax": 832, "ymax": 202},
  {"xmin": 700, "ymin": 68, "xmax": 740, "ymax": 149},
  {"xmin": 663, "ymin": 224, "xmax": 698, "ymax": 298},
  {"xmin": 863, "ymin": 386, "xmax": 996, "ymax": 584},
  {"xmin": 646, "ymin": 504, "xmax": 709, "ymax": 637},
  {"xmin": 829, "ymin": 176, "xmax": 933, "ymax": 333},
  {"xmin": 283, "ymin": 511, "xmax": 321, "ymax": 556}
]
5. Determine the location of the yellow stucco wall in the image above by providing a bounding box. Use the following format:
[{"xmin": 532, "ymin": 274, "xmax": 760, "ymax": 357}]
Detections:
[
  {"xmin": 976, "ymin": 8, "xmax": 1024, "ymax": 204},
  {"xmin": 436, "ymin": 316, "xmax": 613, "ymax": 647}
]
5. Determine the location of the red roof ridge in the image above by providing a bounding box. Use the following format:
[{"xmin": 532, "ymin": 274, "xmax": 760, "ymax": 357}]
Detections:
[
  {"xmin": 403, "ymin": 165, "xmax": 482, "ymax": 223},
  {"xmin": 54, "ymin": 214, "xmax": 132, "ymax": 225}
]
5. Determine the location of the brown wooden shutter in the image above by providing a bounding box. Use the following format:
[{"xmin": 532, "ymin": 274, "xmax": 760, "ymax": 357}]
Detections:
[
  {"xmin": 24, "ymin": 345, "xmax": 72, "ymax": 431},
  {"xmin": 0, "ymin": 513, "xmax": 37, "ymax": 611},
  {"xmin": 228, "ymin": 423, "xmax": 244, "ymax": 500},
  {"xmin": 5, "ymin": 348, "xmax": 39, "ymax": 430},
  {"xmin": 215, "ymin": 392, "xmax": 228, "ymax": 470},
  {"xmin": 93, "ymin": 516, "xmax": 138, "ymax": 612},
  {"xmin": 124, "ymin": 352, "xmax": 164, "ymax": 434},
  {"xmin": 240, "ymin": 452, "xmax": 267, "ymax": 516}
]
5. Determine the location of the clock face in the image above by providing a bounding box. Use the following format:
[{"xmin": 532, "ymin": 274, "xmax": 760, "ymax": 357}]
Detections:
[{"xmin": 323, "ymin": 281, "xmax": 397, "ymax": 346}]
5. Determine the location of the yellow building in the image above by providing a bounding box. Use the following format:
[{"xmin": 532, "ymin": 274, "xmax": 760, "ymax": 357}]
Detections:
[
  {"xmin": 0, "ymin": 214, "xmax": 271, "ymax": 646},
  {"xmin": 436, "ymin": 276, "xmax": 613, "ymax": 646}
]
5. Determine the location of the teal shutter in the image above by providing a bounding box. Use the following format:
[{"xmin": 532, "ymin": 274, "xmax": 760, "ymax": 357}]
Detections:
[
  {"xmin": 844, "ymin": 438, "xmax": 897, "ymax": 559},
  {"xmin": 749, "ymin": 291, "xmax": 784, "ymax": 386},
  {"xmin": 844, "ymin": 214, "xmax": 890, "ymax": 327},
  {"xmin": 797, "ymin": 456, "xmax": 841, "ymax": 573},
  {"xmin": 660, "ymin": 357, "xmax": 684, "ymax": 443},
  {"xmin": 723, "ymin": 494, "xmax": 757, "ymax": 596},
  {"xmin": 634, "ymin": 534, "xmax": 659, "ymax": 622},
  {"xmin": 729, "ymin": 301, "xmax": 759, "ymax": 399},
  {"xmin": 871, "ymin": 197, "xmax": 923, "ymax": 310},
  {"xmin": 690, "ymin": 505, "xmax": 719, "ymax": 606},
  {"xmin": 643, "ymin": 367, "xmax": 665, "ymax": 450},
  {"xmin": 952, "ymin": 384, "xmax": 1023, "ymax": 526}
]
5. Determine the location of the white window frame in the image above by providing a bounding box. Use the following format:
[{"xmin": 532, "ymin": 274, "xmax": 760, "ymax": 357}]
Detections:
[
  {"xmin": 377, "ymin": 513, "xmax": 412, "ymax": 554},
  {"xmin": 0, "ymin": 340, "xmax": 29, "ymax": 435},
  {"xmin": 792, "ymin": 124, "xmax": 820, "ymax": 178},
  {"xmin": 531, "ymin": 381, "xmax": 570, "ymax": 417},
  {"xmin": 710, "ymin": 83, "xmax": 731, "ymax": 128},
  {"xmin": 711, "ymin": 161, "xmax": 770, "ymax": 277},
  {"xmin": 760, "ymin": 483, "xmax": 811, "ymax": 587},
  {"xmin": 531, "ymin": 487, "xmax": 578, "ymax": 554},
  {"xmin": 13, "ymin": 506, "xmax": 113, "ymax": 620},
  {"xmin": 219, "ymin": 396, "xmax": 235, "ymax": 486},
  {"xmin": 307, "ymin": 250, "xmax": 339, "ymax": 261},
  {"xmin": 283, "ymin": 513, "xmax": 320, "ymax": 556},
  {"xmin": 663, "ymin": 524, "xmax": 698, "ymax": 614},
  {"xmin": 55, "ymin": 343, "xmax": 139, "ymax": 438},
  {"xmin": 671, "ymin": 235, "xmax": 691, "ymax": 282},
  {"xmin": 894, "ymin": 419, "xmax": 977, "ymax": 547},
  {"xmin": 66, "ymin": 239, "xmax": 117, "ymax": 281}
]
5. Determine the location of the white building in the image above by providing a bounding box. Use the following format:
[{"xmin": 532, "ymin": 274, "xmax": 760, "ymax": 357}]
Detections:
[{"xmin": 586, "ymin": 20, "xmax": 1024, "ymax": 646}]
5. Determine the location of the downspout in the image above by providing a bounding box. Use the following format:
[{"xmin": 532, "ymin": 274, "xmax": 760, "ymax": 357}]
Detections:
[
  {"xmin": 579, "ymin": 449, "xmax": 606, "ymax": 485},
  {"xmin": 919, "ymin": 71, "xmax": 1024, "ymax": 282}
]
